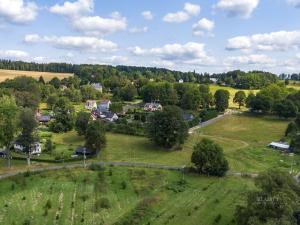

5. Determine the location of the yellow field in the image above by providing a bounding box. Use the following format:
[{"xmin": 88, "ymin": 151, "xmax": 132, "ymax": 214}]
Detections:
[
  {"xmin": 0, "ymin": 69, "xmax": 73, "ymax": 82},
  {"xmin": 209, "ymin": 85, "xmax": 259, "ymax": 108}
]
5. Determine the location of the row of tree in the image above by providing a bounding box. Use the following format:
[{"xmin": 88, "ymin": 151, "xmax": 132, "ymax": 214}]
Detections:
[
  {"xmin": 212, "ymin": 70, "xmax": 278, "ymax": 89},
  {"xmin": 246, "ymin": 84, "xmax": 300, "ymax": 118}
]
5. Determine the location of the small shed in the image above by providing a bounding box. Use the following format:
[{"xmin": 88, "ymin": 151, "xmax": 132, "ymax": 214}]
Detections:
[
  {"xmin": 75, "ymin": 146, "xmax": 93, "ymax": 156},
  {"xmin": 268, "ymin": 142, "xmax": 290, "ymax": 152}
]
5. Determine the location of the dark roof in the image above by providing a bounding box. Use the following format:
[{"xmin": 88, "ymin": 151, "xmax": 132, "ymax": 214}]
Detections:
[
  {"xmin": 102, "ymin": 111, "xmax": 116, "ymax": 118},
  {"xmin": 91, "ymin": 83, "xmax": 102, "ymax": 89},
  {"xmin": 38, "ymin": 115, "xmax": 51, "ymax": 122},
  {"xmin": 100, "ymin": 99, "xmax": 111, "ymax": 104},
  {"xmin": 183, "ymin": 114, "xmax": 194, "ymax": 121},
  {"xmin": 75, "ymin": 146, "xmax": 93, "ymax": 155}
]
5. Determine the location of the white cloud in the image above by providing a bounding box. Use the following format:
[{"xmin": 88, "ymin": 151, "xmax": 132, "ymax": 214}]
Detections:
[
  {"xmin": 49, "ymin": 1, "xmax": 126, "ymax": 36},
  {"xmin": 193, "ymin": 18, "xmax": 215, "ymax": 36},
  {"xmin": 163, "ymin": 2, "xmax": 200, "ymax": 23},
  {"xmin": 287, "ymin": 0, "xmax": 300, "ymax": 8},
  {"xmin": 224, "ymin": 54, "xmax": 275, "ymax": 65},
  {"xmin": 129, "ymin": 46, "xmax": 147, "ymax": 55},
  {"xmin": 49, "ymin": 0, "xmax": 93, "ymax": 17},
  {"xmin": 0, "ymin": 49, "xmax": 29, "ymax": 59},
  {"xmin": 215, "ymin": 0, "xmax": 259, "ymax": 19},
  {"xmin": 130, "ymin": 42, "xmax": 215, "ymax": 66},
  {"xmin": 24, "ymin": 34, "xmax": 118, "ymax": 52},
  {"xmin": 226, "ymin": 36, "xmax": 252, "ymax": 50},
  {"xmin": 0, "ymin": 0, "xmax": 38, "ymax": 24},
  {"xmin": 129, "ymin": 26, "xmax": 148, "ymax": 33},
  {"xmin": 33, "ymin": 56, "xmax": 46, "ymax": 62},
  {"xmin": 226, "ymin": 30, "xmax": 300, "ymax": 52},
  {"xmin": 142, "ymin": 11, "xmax": 154, "ymax": 20},
  {"xmin": 184, "ymin": 2, "xmax": 201, "ymax": 16},
  {"xmin": 72, "ymin": 14, "xmax": 127, "ymax": 36}
]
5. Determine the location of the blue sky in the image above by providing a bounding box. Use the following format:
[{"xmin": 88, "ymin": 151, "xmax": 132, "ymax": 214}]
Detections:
[{"xmin": 1, "ymin": 0, "xmax": 300, "ymax": 74}]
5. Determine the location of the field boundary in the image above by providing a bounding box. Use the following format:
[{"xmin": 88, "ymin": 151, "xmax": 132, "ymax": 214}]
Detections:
[{"xmin": 0, "ymin": 160, "xmax": 259, "ymax": 181}]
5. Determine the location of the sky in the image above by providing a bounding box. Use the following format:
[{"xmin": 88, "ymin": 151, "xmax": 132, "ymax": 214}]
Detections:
[{"xmin": 1, "ymin": 0, "xmax": 300, "ymax": 74}]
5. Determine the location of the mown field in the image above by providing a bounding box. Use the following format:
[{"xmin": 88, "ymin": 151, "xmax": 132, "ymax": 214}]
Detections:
[
  {"xmin": 0, "ymin": 167, "xmax": 255, "ymax": 225},
  {"xmin": 101, "ymin": 113, "xmax": 297, "ymax": 174},
  {"xmin": 29, "ymin": 113, "xmax": 298, "ymax": 175},
  {"xmin": 0, "ymin": 69, "xmax": 73, "ymax": 82}
]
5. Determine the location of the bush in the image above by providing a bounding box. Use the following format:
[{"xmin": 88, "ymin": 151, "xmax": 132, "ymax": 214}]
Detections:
[
  {"xmin": 45, "ymin": 139, "xmax": 53, "ymax": 153},
  {"xmin": 199, "ymin": 109, "xmax": 219, "ymax": 122},
  {"xmin": 23, "ymin": 219, "xmax": 31, "ymax": 225},
  {"xmin": 89, "ymin": 164, "xmax": 105, "ymax": 171},
  {"xmin": 214, "ymin": 214, "xmax": 222, "ymax": 224},
  {"xmin": 121, "ymin": 181, "xmax": 127, "ymax": 190},
  {"xmin": 45, "ymin": 199, "xmax": 52, "ymax": 209},
  {"xmin": 95, "ymin": 197, "xmax": 111, "ymax": 210}
]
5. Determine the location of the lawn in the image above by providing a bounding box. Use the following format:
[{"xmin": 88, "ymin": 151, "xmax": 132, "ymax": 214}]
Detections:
[
  {"xmin": 37, "ymin": 113, "xmax": 298, "ymax": 174},
  {"xmin": 101, "ymin": 114, "xmax": 298, "ymax": 174},
  {"xmin": 209, "ymin": 85, "xmax": 259, "ymax": 109},
  {"xmin": 0, "ymin": 167, "xmax": 255, "ymax": 225},
  {"xmin": 196, "ymin": 113, "xmax": 298, "ymax": 173},
  {"xmin": 0, "ymin": 69, "xmax": 73, "ymax": 82}
]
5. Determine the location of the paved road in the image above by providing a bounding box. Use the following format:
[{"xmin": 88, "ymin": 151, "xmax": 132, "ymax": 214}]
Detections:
[{"xmin": 189, "ymin": 110, "xmax": 241, "ymax": 134}]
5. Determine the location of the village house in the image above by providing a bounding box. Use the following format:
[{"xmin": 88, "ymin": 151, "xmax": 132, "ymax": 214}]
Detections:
[
  {"xmin": 14, "ymin": 141, "xmax": 42, "ymax": 155},
  {"xmin": 178, "ymin": 79, "xmax": 184, "ymax": 83},
  {"xmin": 91, "ymin": 83, "xmax": 103, "ymax": 93},
  {"xmin": 85, "ymin": 100, "xmax": 97, "ymax": 110},
  {"xmin": 144, "ymin": 103, "xmax": 163, "ymax": 112},
  {"xmin": 36, "ymin": 110, "xmax": 51, "ymax": 123},
  {"xmin": 102, "ymin": 111, "xmax": 119, "ymax": 122},
  {"xmin": 210, "ymin": 78, "xmax": 218, "ymax": 84},
  {"xmin": 98, "ymin": 100, "xmax": 111, "ymax": 112}
]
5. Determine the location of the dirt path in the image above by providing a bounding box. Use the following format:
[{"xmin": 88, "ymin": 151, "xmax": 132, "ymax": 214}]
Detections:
[{"xmin": 0, "ymin": 160, "xmax": 258, "ymax": 181}]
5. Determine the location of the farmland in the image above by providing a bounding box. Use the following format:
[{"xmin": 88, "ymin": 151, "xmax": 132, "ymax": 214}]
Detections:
[
  {"xmin": 27, "ymin": 113, "xmax": 298, "ymax": 175},
  {"xmin": 0, "ymin": 69, "xmax": 73, "ymax": 82},
  {"xmin": 0, "ymin": 167, "xmax": 255, "ymax": 225}
]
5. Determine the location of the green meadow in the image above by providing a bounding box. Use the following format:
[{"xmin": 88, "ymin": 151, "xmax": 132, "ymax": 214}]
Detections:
[{"xmin": 0, "ymin": 167, "xmax": 255, "ymax": 225}]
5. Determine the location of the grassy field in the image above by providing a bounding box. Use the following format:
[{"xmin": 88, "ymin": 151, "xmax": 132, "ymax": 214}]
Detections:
[
  {"xmin": 37, "ymin": 113, "xmax": 299, "ymax": 174},
  {"xmin": 209, "ymin": 85, "xmax": 259, "ymax": 108},
  {"xmin": 101, "ymin": 114, "xmax": 298, "ymax": 173},
  {"xmin": 0, "ymin": 69, "xmax": 73, "ymax": 82},
  {"xmin": 0, "ymin": 167, "xmax": 255, "ymax": 225}
]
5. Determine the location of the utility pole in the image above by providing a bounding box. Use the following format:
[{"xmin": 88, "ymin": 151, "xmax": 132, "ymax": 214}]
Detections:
[
  {"xmin": 83, "ymin": 148, "xmax": 86, "ymax": 168},
  {"xmin": 290, "ymin": 153, "xmax": 295, "ymax": 174}
]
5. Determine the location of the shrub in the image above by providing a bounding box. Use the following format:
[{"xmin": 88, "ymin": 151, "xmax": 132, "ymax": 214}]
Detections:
[
  {"xmin": 214, "ymin": 214, "xmax": 222, "ymax": 224},
  {"xmin": 95, "ymin": 198, "xmax": 111, "ymax": 210},
  {"xmin": 23, "ymin": 219, "xmax": 31, "ymax": 225},
  {"xmin": 45, "ymin": 199, "xmax": 52, "ymax": 209},
  {"xmin": 121, "ymin": 181, "xmax": 127, "ymax": 190}
]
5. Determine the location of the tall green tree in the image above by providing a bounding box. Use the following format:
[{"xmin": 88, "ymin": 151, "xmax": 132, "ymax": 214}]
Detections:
[
  {"xmin": 0, "ymin": 96, "xmax": 19, "ymax": 167},
  {"xmin": 235, "ymin": 170, "xmax": 300, "ymax": 225},
  {"xmin": 233, "ymin": 91, "xmax": 246, "ymax": 109},
  {"xmin": 75, "ymin": 112, "xmax": 91, "ymax": 136},
  {"xmin": 191, "ymin": 138, "xmax": 229, "ymax": 177},
  {"xmin": 18, "ymin": 108, "xmax": 38, "ymax": 166},
  {"xmin": 147, "ymin": 106, "xmax": 188, "ymax": 148},
  {"xmin": 273, "ymin": 100, "xmax": 298, "ymax": 118},
  {"xmin": 85, "ymin": 120, "xmax": 106, "ymax": 153},
  {"xmin": 50, "ymin": 97, "xmax": 75, "ymax": 133},
  {"xmin": 214, "ymin": 89, "xmax": 230, "ymax": 112}
]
